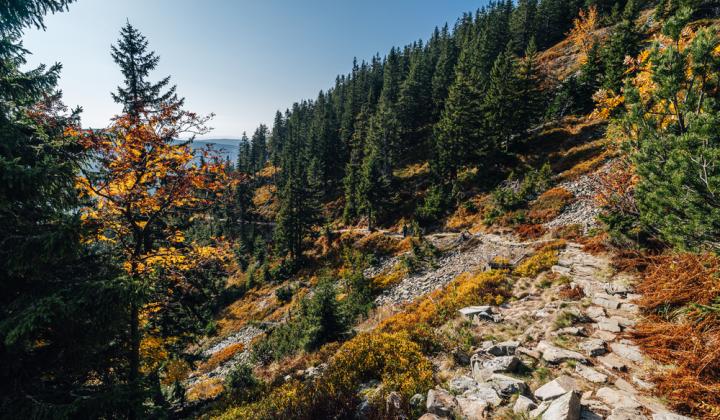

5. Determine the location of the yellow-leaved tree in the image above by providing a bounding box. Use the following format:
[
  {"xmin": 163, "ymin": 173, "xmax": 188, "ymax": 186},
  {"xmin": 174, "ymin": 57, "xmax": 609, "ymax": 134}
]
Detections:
[{"xmin": 74, "ymin": 102, "xmax": 236, "ymax": 395}]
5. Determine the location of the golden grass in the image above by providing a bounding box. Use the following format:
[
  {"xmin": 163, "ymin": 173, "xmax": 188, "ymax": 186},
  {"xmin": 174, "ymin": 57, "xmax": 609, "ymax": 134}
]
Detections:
[
  {"xmin": 527, "ymin": 187, "xmax": 575, "ymax": 223},
  {"xmin": 393, "ymin": 161, "xmax": 430, "ymax": 179},
  {"xmin": 187, "ymin": 377, "xmax": 224, "ymax": 402}
]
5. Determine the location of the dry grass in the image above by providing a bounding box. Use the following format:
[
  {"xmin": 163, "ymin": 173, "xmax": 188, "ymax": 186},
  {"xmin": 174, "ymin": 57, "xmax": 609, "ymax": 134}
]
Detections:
[
  {"xmin": 515, "ymin": 223, "xmax": 547, "ymax": 239},
  {"xmin": 187, "ymin": 377, "xmax": 224, "ymax": 402},
  {"xmin": 631, "ymin": 253, "xmax": 720, "ymax": 417},
  {"xmin": 394, "ymin": 161, "xmax": 430, "ymax": 179},
  {"xmin": 353, "ymin": 231, "xmax": 409, "ymax": 256},
  {"xmin": 527, "ymin": 187, "xmax": 575, "ymax": 223},
  {"xmin": 372, "ymin": 262, "xmax": 409, "ymax": 290},
  {"xmin": 198, "ymin": 342, "xmax": 245, "ymax": 374}
]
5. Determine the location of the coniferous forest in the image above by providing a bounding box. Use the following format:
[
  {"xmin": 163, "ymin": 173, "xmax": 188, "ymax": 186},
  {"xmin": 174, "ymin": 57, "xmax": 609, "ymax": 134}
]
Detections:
[{"xmin": 2, "ymin": 0, "xmax": 720, "ymax": 419}]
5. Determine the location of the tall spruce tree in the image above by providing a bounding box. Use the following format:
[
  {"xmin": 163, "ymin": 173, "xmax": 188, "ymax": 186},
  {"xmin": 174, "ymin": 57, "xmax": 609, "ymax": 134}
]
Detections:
[
  {"xmin": 482, "ymin": 45, "xmax": 523, "ymax": 153},
  {"xmin": 111, "ymin": 22, "xmax": 181, "ymax": 117}
]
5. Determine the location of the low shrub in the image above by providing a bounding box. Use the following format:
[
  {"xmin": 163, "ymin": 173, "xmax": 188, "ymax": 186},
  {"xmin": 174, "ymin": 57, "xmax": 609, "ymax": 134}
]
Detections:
[
  {"xmin": 225, "ymin": 364, "xmax": 263, "ymax": 404},
  {"xmin": 527, "ymin": 187, "xmax": 575, "ymax": 223},
  {"xmin": 514, "ymin": 247, "xmax": 560, "ymax": 278},
  {"xmin": 632, "ymin": 253, "xmax": 720, "ymax": 417}
]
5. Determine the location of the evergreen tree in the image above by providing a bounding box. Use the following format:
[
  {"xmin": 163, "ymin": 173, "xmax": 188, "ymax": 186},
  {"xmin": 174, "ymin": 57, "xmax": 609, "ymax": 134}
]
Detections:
[
  {"xmin": 516, "ymin": 38, "xmax": 544, "ymax": 131},
  {"xmin": 250, "ymin": 124, "xmax": 268, "ymax": 173},
  {"xmin": 398, "ymin": 40, "xmax": 434, "ymax": 155},
  {"xmin": 482, "ymin": 45, "xmax": 522, "ymax": 152},
  {"xmin": 236, "ymin": 132, "xmax": 251, "ymax": 173},
  {"xmin": 601, "ymin": 0, "xmax": 641, "ymax": 92},
  {"xmin": 111, "ymin": 22, "xmax": 181, "ymax": 117},
  {"xmin": 510, "ymin": 0, "xmax": 538, "ymax": 53},
  {"xmin": 431, "ymin": 24, "xmax": 458, "ymax": 119},
  {"xmin": 269, "ymin": 110, "xmax": 286, "ymax": 166}
]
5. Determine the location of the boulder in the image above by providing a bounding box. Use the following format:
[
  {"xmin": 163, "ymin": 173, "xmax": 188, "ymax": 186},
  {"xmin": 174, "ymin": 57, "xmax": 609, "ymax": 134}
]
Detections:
[
  {"xmin": 426, "ymin": 388, "xmax": 458, "ymax": 418},
  {"xmin": 459, "ymin": 306, "xmax": 498, "ymax": 323},
  {"xmin": 385, "ymin": 391, "xmax": 403, "ymax": 416},
  {"xmin": 530, "ymin": 401, "xmax": 551, "ymax": 418},
  {"xmin": 555, "ymin": 327, "xmax": 586, "ymax": 337},
  {"xmin": 456, "ymin": 396, "xmax": 488, "ymax": 419},
  {"xmin": 542, "ymin": 391, "xmax": 581, "ymax": 420},
  {"xmin": 462, "ymin": 385, "xmax": 502, "ymax": 408},
  {"xmin": 487, "ymin": 340, "xmax": 520, "ymax": 356},
  {"xmin": 410, "ymin": 393, "xmax": 426, "ymax": 408},
  {"xmin": 651, "ymin": 414, "xmax": 693, "ymax": 420},
  {"xmin": 534, "ymin": 376, "xmax": 578, "ymax": 401},
  {"xmin": 537, "ymin": 341, "xmax": 587, "ymax": 364},
  {"xmin": 586, "ymin": 306, "xmax": 606, "ymax": 321},
  {"xmin": 575, "ymin": 364, "xmax": 608, "ymax": 383},
  {"xmin": 605, "ymin": 283, "xmax": 633, "ymax": 296},
  {"xmin": 418, "ymin": 414, "xmax": 444, "ymax": 420},
  {"xmin": 448, "ymin": 375, "xmax": 477, "ymax": 394},
  {"xmin": 579, "ymin": 339, "xmax": 607, "ymax": 356},
  {"xmin": 488, "ymin": 373, "xmax": 528, "ymax": 397},
  {"xmin": 482, "ymin": 355, "xmax": 521, "ymax": 373},
  {"xmin": 513, "ymin": 395, "xmax": 538, "ymax": 414},
  {"xmin": 597, "ymin": 318, "xmax": 622, "ymax": 333}
]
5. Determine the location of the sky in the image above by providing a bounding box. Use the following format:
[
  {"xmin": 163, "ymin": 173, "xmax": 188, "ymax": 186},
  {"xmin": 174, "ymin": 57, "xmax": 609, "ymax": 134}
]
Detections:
[{"xmin": 23, "ymin": 0, "xmax": 482, "ymax": 139}]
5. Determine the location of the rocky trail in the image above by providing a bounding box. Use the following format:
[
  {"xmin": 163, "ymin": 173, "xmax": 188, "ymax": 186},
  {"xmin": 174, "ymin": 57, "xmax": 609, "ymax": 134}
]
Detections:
[{"xmin": 416, "ymin": 243, "xmax": 690, "ymax": 420}]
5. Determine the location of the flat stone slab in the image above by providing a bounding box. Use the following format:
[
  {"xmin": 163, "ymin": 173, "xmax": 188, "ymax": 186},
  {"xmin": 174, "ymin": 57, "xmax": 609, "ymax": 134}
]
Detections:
[
  {"xmin": 579, "ymin": 339, "xmax": 607, "ymax": 357},
  {"xmin": 575, "ymin": 364, "xmax": 608, "ymax": 383},
  {"xmin": 487, "ymin": 340, "xmax": 520, "ymax": 356},
  {"xmin": 482, "ymin": 355, "xmax": 521, "ymax": 373},
  {"xmin": 610, "ymin": 343, "xmax": 644, "ymax": 363},
  {"xmin": 534, "ymin": 375, "xmax": 579, "ymax": 401},
  {"xmin": 488, "ymin": 373, "xmax": 528, "ymax": 397},
  {"xmin": 537, "ymin": 341, "xmax": 587, "ymax": 364},
  {"xmin": 597, "ymin": 318, "xmax": 622, "ymax": 333},
  {"xmin": 596, "ymin": 387, "xmax": 641, "ymax": 411},
  {"xmin": 514, "ymin": 395, "xmax": 538, "ymax": 414},
  {"xmin": 597, "ymin": 353, "xmax": 629, "ymax": 371},
  {"xmin": 462, "ymin": 384, "xmax": 502, "ymax": 407},
  {"xmin": 542, "ymin": 391, "xmax": 581, "ymax": 420},
  {"xmin": 427, "ymin": 388, "xmax": 458, "ymax": 418},
  {"xmin": 592, "ymin": 294, "xmax": 622, "ymax": 310}
]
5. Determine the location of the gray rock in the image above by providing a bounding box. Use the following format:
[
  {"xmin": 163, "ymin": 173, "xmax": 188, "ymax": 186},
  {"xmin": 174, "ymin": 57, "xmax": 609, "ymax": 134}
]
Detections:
[
  {"xmin": 410, "ymin": 393, "xmax": 426, "ymax": 407},
  {"xmin": 575, "ymin": 364, "xmax": 608, "ymax": 383},
  {"xmin": 537, "ymin": 341, "xmax": 587, "ymax": 364},
  {"xmin": 607, "ymin": 407, "xmax": 647, "ymax": 419},
  {"xmin": 488, "ymin": 373, "xmax": 528, "ymax": 397},
  {"xmin": 542, "ymin": 391, "xmax": 581, "ymax": 420},
  {"xmin": 591, "ymin": 330, "xmax": 617, "ymax": 341},
  {"xmin": 586, "ymin": 306, "xmax": 607, "ymax": 321},
  {"xmin": 597, "ymin": 318, "xmax": 622, "ymax": 333},
  {"xmin": 462, "ymin": 385, "xmax": 502, "ymax": 407},
  {"xmin": 595, "ymin": 387, "xmax": 641, "ymax": 411},
  {"xmin": 610, "ymin": 315, "xmax": 637, "ymax": 328},
  {"xmin": 579, "ymin": 339, "xmax": 607, "ymax": 356},
  {"xmin": 552, "ymin": 265, "xmax": 572, "ymax": 275},
  {"xmin": 459, "ymin": 306, "xmax": 495, "ymax": 322},
  {"xmin": 597, "ymin": 354, "xmax": 628, "ymax": 371},
  {"xmin": 610, "ymin": 343, "xmax": 644, "ymax": 363},
  {"xmin": 385, "ymin": 391, "xmax": 403, "ymax": 415},
  {"xmin": 514, "ymin": 395, "xmax": 538, "ymax": 414},
  {"xmin": 530, "ymin": 401, "xmax": 551, "ymax": 418},
  {"xmin": 449, "ymin": 375, "xmax": 477, "ymax": 394},
  {"xmin": 457, "ymin": 396, "xmax": 486, "ymax": 419},
  {"xmin": 592, "ymin": 294, "xmax": 622, "ymax": 310},
  {"xmin": 620, "ymin": 303, "xmax": 639, "ymax": 313},
  {"xmin": 427, "ymin": 388, "xmax": 458, "ymax": 418},
  {"xmin": 482, "ymin": 355, "xmax": 520, "ymax": 373},
  {"xmin": 651, "ymin": 414, "xmax": 693, "ymax": 420},
  {"xmin": 534, "ymin": 375, "xmax": 578, "ymax": 401},
  {"xmin": 555, "ymin": 326, "xmax": 586, "ymax": 336},
  {"xmin": 605, "ymin": 283, "xmax": 632, "ymax": 295},
  {"xmin": 487, "ymin": 340, "xmax": 520, "ymax": 356}
]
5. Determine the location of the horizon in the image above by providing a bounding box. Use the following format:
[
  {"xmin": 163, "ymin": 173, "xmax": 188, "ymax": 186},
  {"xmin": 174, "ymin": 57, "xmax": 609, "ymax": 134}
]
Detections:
[{"xmin": 23, "ymin": 0, "xmax": 482, "ymax": 139}]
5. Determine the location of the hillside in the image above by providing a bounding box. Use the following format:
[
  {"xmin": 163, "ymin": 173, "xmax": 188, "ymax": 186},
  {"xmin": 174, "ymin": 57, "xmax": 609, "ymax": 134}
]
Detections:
[{"xmin": 3, "ymin": 1, "xmax": 720, "ymax": 420}]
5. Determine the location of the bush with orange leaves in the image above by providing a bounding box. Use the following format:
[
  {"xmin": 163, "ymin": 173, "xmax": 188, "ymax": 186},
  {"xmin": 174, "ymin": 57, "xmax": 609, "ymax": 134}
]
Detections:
[{"xmin": 632, "ymin": 253, "xmax": 720, "ymax": 417}]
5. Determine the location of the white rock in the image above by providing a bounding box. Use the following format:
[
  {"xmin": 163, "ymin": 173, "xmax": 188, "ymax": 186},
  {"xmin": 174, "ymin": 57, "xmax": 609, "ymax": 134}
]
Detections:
[
  {"xmin": 462, "ymin": 385, "xmax": 502, "ymax": 408},
  {"xmin": 651, "ymin": 414, "xmax": 693, "ymax": 420},
  {"xmin": 610, "ymin": 343, "xmax": 644, "ymax": 363},
  {"xmin": 488, "ymin": 373, "xmax": 528, "ymax": 397},
  {"xmin": 482, "ymin": 355, "xmax": 520, "ymax": 373},
  {"xmin": 448, "ymin": 375, "xmax": 477, "ymax": 394},
  {"xmin": 597, "ymin": 318, "xmax": 622, "ymax": 333},
  {"xmin": 542, "ymin": 391, "xmax": 581, "ymax": 420},
  {"xmin": 537, "ymin": 341, "xmax": 587, "ymax": 364},
  {"xmin": 575, "ymin": 364, "xmax": 608, "ymax": 383},
  {"xmin": 487, "ymin": 340, "xmax": 520, "ymax": 356},
  {"xmin": 579, "ymin": 339, "xmax": 607, "ymax": 356},
  {"xmin": 457, "ymin": 396, "xmax": 488, "ymax": 419},
  {"xmin": 514, "ymin": 395, "xmax": 538, "ymax": 414},
  {"xmin": 530, "ymin": 401, "xmax": 551, "ymax": 418},
  {"xmin": 597, "ymin": 354, "xmax": 628, "ymax": 371},
  {"xmin": 596, "ymin": 387, "xmax": 641, "ymax": 411},
  {"xmin": 534, "ymin": 375, "xmax": 578, "ymax": 401},
  {"xmin": 586, "ymin": 306, "xmax": 606, "ymax": 321},
  {"xmin": 592, "ymin": 294, "xmax": 622, "ymax": 310}
]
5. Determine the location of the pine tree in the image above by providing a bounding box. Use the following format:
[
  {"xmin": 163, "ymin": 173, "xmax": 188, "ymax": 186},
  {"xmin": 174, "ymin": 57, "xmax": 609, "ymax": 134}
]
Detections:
[
  {"xmin": 111, "ymin": 22, "xmax": 181, "ymax": 117},
  {"xmin": 398, "ymin": 41, "xmax": 433, "ymax": 154},
  {"xmin": 601, "ymin": 0, "xmax": 641, "ymax": 92},
  {"xmin": 482, "ymin": 45, "xmax": 522, "ymax": 152},
  {"xmin": 510, "ymin": 0, "xmax": 538, "ymax": 53},
  {"xmin": 250, "ymin": 124, "xmax": 268, "ymax": 173},
  {"xmin": 431, "ymin": 24, "xmax": 458, "ymax": 119},
  {"xmin": 269, "ymin": 110, "xmax": 286, "ymax": 166},
  {"xmin": 516, "ymin": 38, "xmax": 544, "ymax": 131},
  {"xmin": 236, "ymin": 132, "xmax": 251, "ymax": 173}
]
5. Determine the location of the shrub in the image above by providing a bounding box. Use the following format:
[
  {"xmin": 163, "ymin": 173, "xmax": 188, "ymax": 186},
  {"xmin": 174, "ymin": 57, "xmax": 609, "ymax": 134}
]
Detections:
[
  {"xmin": 225, "ymin": 364, "xmax": 263, "ymax": 404},
  {"xmin": 275, "ymin": 285, "xmax": 294, "ymax": 303},
  {"xmin": 527, "ymin": 187, "xmax": 574, "ymax": 223},
  {"xmin": 416, "ymin": 184, "xmax": 448, "ymax": 224},
  {"xmin": 514, "ymin": 245, "xmax": 562, "ymax": 278},
  {"xmin": 632, "ymin": 253, "xmax": 720, "ymax": 417}
]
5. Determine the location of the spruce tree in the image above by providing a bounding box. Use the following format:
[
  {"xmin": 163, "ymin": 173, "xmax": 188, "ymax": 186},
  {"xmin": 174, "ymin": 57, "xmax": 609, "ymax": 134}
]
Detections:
[
  {"xmin": 250, "ymin": 124, "xmax": 268, "ymax": 173},
  {"xmin": 111, "ymin": 22, "xmax": 181, "ymax": 117},
  {"xmin": 602, "ymin": 0, "xmax": 641, "ymax": 92},
  {"xmin": 483, "ymin": 45, "xmax": 522, "ymax": 153}
]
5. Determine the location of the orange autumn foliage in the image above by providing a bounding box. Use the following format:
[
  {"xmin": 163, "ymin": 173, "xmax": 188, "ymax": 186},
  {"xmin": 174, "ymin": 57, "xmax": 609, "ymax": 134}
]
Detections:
[{"xmin": 567, "ymin": 6, "xmax": 598, "ymax": 64}]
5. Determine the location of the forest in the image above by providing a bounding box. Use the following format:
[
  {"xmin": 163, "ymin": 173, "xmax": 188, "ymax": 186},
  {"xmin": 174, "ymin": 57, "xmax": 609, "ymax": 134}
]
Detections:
[{"xmin": 1, "ymin": 0, "xmax": 720, "ymax": 419}]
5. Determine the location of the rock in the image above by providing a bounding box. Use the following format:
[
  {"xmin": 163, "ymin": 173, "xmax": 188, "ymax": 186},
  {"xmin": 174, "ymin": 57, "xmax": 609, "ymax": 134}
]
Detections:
[
  {"xmin": 610, "ymin": 315, "xmax": 637, "ymax": 328},
  {"xmin": 534, "ymin": 376, "xmax": 578, "ymax": 401},
  {"xmin": 610, "ymin": 343, "xmax": 644, "ymax": 363},
  {"xmin": 542, "ymin": 391, "xmax": 581, "ymax": 420},
  {"xmin": 605, "ymin": 283, "xmax": 632, "ymax": 295},
  {"xmin": 631, "ymin": 376, "xmax": 654, "ymax": 391},
  {"xmin": 596, "ymin": 387, "xmax": 641, "ymax": 411},
  {"xmin": 597, "ymin": 354, "xmax": 629, "ymax": 371},
  {"xmin": 555, "ymin": 327, "xmax": 586, "ymax": 336},
  {"xmin": 456, "ymin": 396, "xmax": 488, "ymax": 419},
  {"xmin": 586, "ymin": 306, "xmax": 606, "ymax": 321},
  {"xmin": 487, "ymin": 340, "xmax": 520, "ymax": 356},
  {"xmin": 579, "ymin": 339, "xmax": 607, "ymax": 356},
  {"xmin": 591, "ymin": 330, "xmax": 617, "ymax": 341},
  {"xmin": 620, "ymin": 303, "xmax": 639, "ymax": 313},
  {"xmin": 418, "ymin": 414, "xmax": 444, "ymax": 420},
  {"xmin": 530, "ymin": 401, "xmax": 551, "ymax": 418},
  {"xmin": 651, "ymin": 414, "xmax": 693, "ymax": 420},
  {"xmin": 482, "ymin": 355, "xmax": 521, "ymax": 373},
  {"xmin": 597, "ymin": 318, "xmax": 622, "ymax": 333},
  {"xmin": 581, "ymin": 406, "xmax": 605, "ymax": 420},
  {"xmin": 552, "ymin": 265, "xmax": 572, "ymax": 275},
  {"xmin": 517, "ymin": 346, "xmax": 542, "ymax": 360},
  {"xmin": 607, "ymin": 407, "xmax": 647, "ymax": 419},
  {"xmin": 463, "ymin": 385, "xmax": 502, "ymax": 407},
  {"xmin": 426, "ymin": 388, "xmax": 458, "ymax": 418},
  {"xmin": 488, "ymin": 373, "xmax": 528, "ymax": 397},
  {"xmin": 514, "ymin": 395, "xmax": 538, "ymax": 414},
  {"xmin": 575, "ymin": 364, "xmax": 608, "ymax": 383},
  {"xmin": 459, "ymin": 306, "xmax": 497, "ymax": 323},
  {"xmin": 410, "ymin": 393, "xmax": 426, "ymax": 408},
  {"xmin": 537, "ymin": 341, "xmax": 587, "ymax": 364},
  {"xmin": 449, "ymin": 375, "xmax": 477, "ymax": 394},
  {"xmin": 592, "ymin": 294, "xmax": 622, "ymax": 310},
  {"xmin": 385, "ymin": 391, "xmax": 403, "ymax": 415}
]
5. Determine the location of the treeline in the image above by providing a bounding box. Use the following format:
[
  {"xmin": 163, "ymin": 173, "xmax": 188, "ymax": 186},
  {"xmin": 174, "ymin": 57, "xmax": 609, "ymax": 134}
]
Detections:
[{"xmin": 231, "ymin": 0, "xmax": 642, "ymax": 263}]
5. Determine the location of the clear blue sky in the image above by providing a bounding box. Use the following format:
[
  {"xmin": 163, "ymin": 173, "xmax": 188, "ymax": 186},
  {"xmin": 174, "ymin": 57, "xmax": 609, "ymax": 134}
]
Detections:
[{"xmin": 23, "ymin": 0, "xmax": 482, "ymax": 139}]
